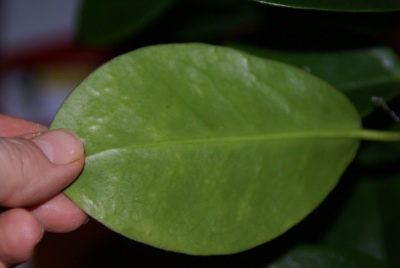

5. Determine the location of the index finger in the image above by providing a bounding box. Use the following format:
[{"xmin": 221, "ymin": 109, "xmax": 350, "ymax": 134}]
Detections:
[{"xmin": 0, "ymin": 114, "xmax": 48, "ymax": 137}]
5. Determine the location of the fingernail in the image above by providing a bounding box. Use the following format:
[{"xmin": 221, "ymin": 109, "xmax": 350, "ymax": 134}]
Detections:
[
  {"xmin": 18, "ymin": 131, "xmax": 44, "ymax": 140},
  {"xmin": 83, "ymin": 217, "xmax": 90, "ymax": 225},
  {"xmin": 32, "ymin": 129, "xmax": 84, "ymax": 165}
]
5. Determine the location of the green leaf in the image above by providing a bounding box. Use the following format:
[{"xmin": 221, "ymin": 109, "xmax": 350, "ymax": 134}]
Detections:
[
  {"xmin": 320, "ymin": 172, "xmax": 400, "ymax": 267},
  {"xmin": 322, "ymin": 178, "xmax": 389, "ymax": 262},
  {"xmin": 169, "ymin": 0, "xmax": 261, "ymax": 42},
  {"xmin": 51, "ymin": 43, "xmax": 364, "ymax": 255},
  {"xmin": 76, "ymin": 0, "xmax": 177, "ymax": 46},
  {"xmin": 252, "ymin": 0, "xmax": 400, "ymax": 12},
  {"xmin": 379, "ymin": 174, "xmax": 400, "ymax": 267},
  {"xmin": 228, "ymin": 43, "xmax": 400, "ymax": 117},
  {"xmin": 266, "ymin": 244, "xmax": 390, "ymax": 268}
]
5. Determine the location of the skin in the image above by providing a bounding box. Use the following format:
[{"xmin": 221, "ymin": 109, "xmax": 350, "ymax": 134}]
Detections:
[{"xmin": 0, "ymin": 114, "xmax": 88, "ymax": 267}]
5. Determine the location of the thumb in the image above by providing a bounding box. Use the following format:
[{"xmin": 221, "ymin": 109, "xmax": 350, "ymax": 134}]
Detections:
[{"xmin": 0, "ymin": 129, "xmax": 84, "ymax": 207}]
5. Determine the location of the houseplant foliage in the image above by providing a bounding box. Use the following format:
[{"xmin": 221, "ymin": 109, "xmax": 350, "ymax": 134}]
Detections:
[
  {"xmin": 52, "ymin": 43, "xmax": 400, "ymax": 255},
  {"xmin": 252, "ymin": 0, "xmax": 400, "ymax": 12},
  {"xmin": 54, "ymin": 0, "xmax": 400, "ymax": 266}
]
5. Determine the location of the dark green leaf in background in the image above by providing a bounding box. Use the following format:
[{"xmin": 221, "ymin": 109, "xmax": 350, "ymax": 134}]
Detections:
[
  {"xmin": 228, "ymin": 43, "xmax": 400, "ymax": 117},
  {"xmin": 379, "ymin": 174, "xmax": 400, "ymax": 267},
  {"xmin": 51, "ymin": 43, "xmax": 367, "ymax": 255},
  {"xmin": 266, "ymin": 244, "xmax": 389, "ymax": 268},
  {"xmin": 171, "ymin": 2, "xmax": 258, "ymax": 42},
  {"xmin": 356, "ymin": 139, "xmax": 400, "ymax": 166},
  {"xmin": 76, "ymin": 0, "xmax": 177, "ymax": 46},
  {"xmin": 252, "ymin": 0, "xmax": 400, "ymax": 12},
  {"xmin": 322, "ymin": 178, "xmax": 389, "ymax": 263},
  {"xmin": 320, "ymin": 173, "xmax": 400, "ymax": 267}
]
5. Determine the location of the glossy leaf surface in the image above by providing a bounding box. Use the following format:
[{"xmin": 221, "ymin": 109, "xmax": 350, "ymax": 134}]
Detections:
[
  {"xmin": 76, "ymin": 0, "xmax": 177, "ymax": 45},
  {"xmin": 51, "ymin": 43, "xmax": 361, "ymax": 255},
  {"xmin": 228, "ymin": 43, "xmax": 400, "ymax": 117},
  {"xmin": 253, "ymin": 0, "xmax": 400, "ymax": 12}
]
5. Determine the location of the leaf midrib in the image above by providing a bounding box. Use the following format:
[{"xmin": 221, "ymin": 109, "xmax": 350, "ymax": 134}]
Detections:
[{"xmin": 86, "ymin": 128, "xmax": 373, "ymax": 159}]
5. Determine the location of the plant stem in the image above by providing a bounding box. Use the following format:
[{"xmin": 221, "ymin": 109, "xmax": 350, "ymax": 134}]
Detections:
[{"xmin": 353, "ymin": 129, "xmax": 400, "ymax": 142}]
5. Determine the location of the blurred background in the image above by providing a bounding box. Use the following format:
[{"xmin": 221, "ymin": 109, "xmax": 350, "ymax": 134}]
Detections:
[
  {"xmin": 0, "ymin": 0, "xmax": 108, "ymax": 126},
  {"xmin": 1, "ymin": 0, "xmax": 400, "ymax": 267},
  {"xmin": 0, "ymin": 1, "xmax": 112, "ymax": 267},
  {"xmin": 2, "ymin": 0, "xmax": 400, "ymax": 127}
]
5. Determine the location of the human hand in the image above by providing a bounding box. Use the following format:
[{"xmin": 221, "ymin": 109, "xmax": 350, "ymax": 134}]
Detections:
[{"xmin": 0, "ymin": 115, "xmax": 87, "ymax": 268}]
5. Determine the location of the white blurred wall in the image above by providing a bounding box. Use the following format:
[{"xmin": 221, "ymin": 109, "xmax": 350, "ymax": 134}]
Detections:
[{"xmin": 0, "ymin": 0, "xmax": 81, "ymax": 125}]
